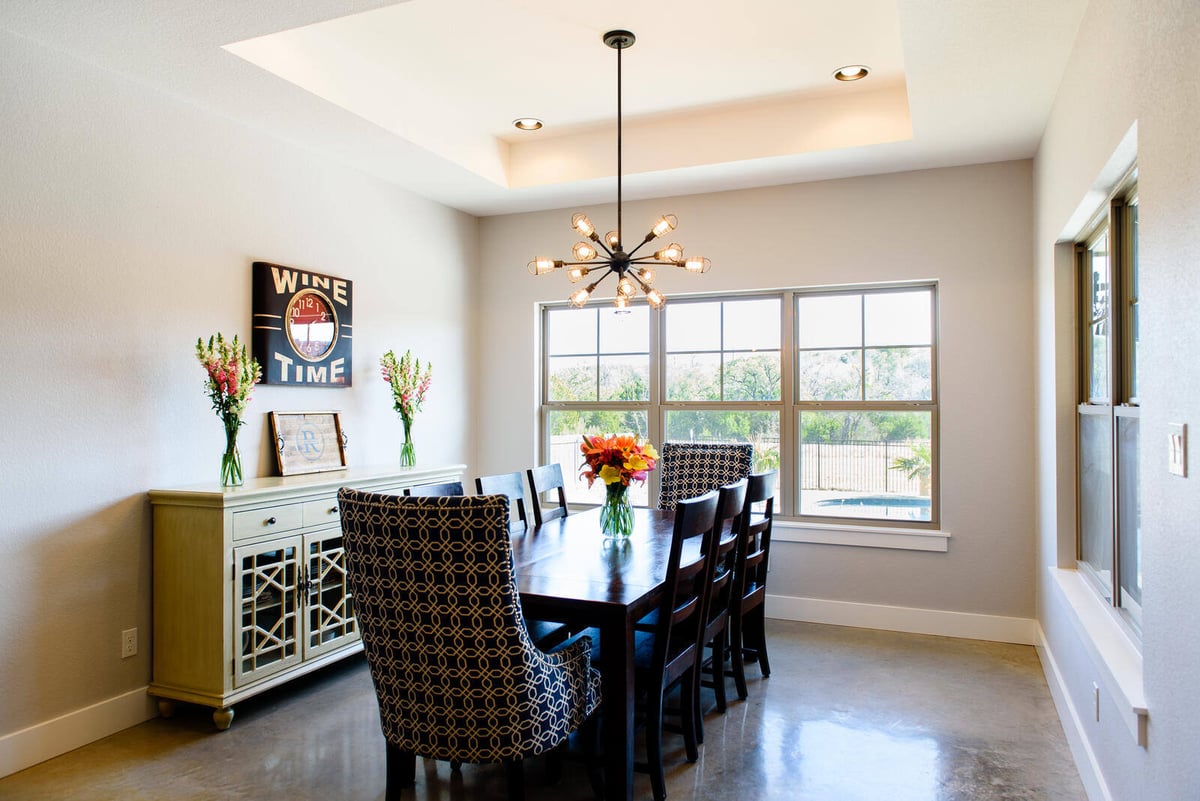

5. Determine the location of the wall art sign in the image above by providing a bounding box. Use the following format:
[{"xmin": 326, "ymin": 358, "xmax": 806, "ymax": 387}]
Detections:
[
  {"xmin": 269, "ymin": 411, "xmax": 348, "ymax": 475},
  {"xmin": 252, "ymin": 261, "xmax": 353, "ymax": 386}
]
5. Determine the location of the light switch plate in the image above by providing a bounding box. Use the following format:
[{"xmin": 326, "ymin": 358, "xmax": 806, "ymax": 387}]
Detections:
[{"xmin": 1168, "ymin": 423, "xmax": 1187, "ymax": 477}]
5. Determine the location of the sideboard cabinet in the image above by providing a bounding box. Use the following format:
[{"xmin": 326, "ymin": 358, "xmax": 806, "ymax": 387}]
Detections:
[{"xmin": 148, "ymin": 464, "xmax": 464, "ymax": 729}]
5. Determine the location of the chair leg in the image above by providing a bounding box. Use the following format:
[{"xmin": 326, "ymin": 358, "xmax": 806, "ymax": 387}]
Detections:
[
  {"xmin": 750, "ymin": 607, "xmax": 771, "ymax": 678},
  {"xmin": 385, "ymin": 743, "xmax": 416, "ymax": 800},
  {"xmin": 711, "ymin": 634, "xmax": 728, "ymax": 714},
  {"xmin": 647, "ymin": 684, "xmax": 668, "ymax": 801},
  {"xmin": 680, "ymin": 668, "xmax": 700, "ymax": 764},
  {"xmin": 505, "ymin": 758, "xmax": 526, "ymax": 801},
  {"xmin": 730, "ymin": 615, "xmax": 749, "ymax": 700}
]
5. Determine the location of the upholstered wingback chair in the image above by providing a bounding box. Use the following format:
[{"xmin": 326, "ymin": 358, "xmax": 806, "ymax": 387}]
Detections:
[
  {"xmin": 337, "ymin": 488, "xmax": 601, "ymax": 800},
  {"xmin": 657, "ymin": 441, "xmax": 754, "ymax": 510}
]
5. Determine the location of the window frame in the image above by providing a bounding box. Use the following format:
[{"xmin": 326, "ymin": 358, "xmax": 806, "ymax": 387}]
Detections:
[
  {"xmin": 538, "ymin": 281, "xmax": 940, "ymax": 529},
  {"xmin": 1075, "ymin": 169, "xmax": 1140, "ymax": 630}
]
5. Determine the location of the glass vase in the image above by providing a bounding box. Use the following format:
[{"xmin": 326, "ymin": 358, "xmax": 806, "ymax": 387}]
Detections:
[
  {"xmin": 600, "ymin": 482, "xmax": 634, "ymax": 540},
  {"xmin": 220, "ymin": 420, "xmax": 243, "ymax": 487},
  {"xmin": 400, "ymin": 416, "xmax": 416, "ymax": 468}
]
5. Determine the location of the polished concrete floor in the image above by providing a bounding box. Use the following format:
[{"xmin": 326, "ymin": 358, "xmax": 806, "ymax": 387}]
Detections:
[{"xmin": 0, "ymin": 621, "xmax": 1086, "ymax": 801}]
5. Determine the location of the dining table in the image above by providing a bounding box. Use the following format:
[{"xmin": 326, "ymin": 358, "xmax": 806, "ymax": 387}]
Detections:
[{"xmin": 511, "ymin": 505, "xmax": 680, "ymax": 801}]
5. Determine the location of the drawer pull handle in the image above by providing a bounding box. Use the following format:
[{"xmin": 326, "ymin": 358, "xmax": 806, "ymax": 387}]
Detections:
[
  {"xmin": 329, "ymin": 506, "xmax": 339, "ymax": 514},
  {"xmin": 265, "ymin": 517, "xmax": 277, "ymax": 526}
]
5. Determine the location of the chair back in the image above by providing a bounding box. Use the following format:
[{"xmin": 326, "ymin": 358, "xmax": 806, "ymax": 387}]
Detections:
[
  {"xmin": 651, "ymin": 490, "xmax": 720, "ymax": 689},
  {"xmin": 735, "ymin": 470, "xmax": 777, "ymax": 612},
  {"xmin": 527, "ymin": 463, "xmax": 570, "ymax": 526},
  {"xmin": 337, "ymin": 488, "xmax": 600, "ymax": 765},
  {"xmin": 657, "ymin": 441, "xmax": 753, "ymax": 511},
  {"xmin": 704, "ymin": 479, "xmax": 748, "ymax": 635},
  {"xmin": 475, "ymin": 472, "xmax": 529, "ymax": 532},
  {"xmin": 404, "ymin": 480, "xmax": 464, "ymax": 497}
]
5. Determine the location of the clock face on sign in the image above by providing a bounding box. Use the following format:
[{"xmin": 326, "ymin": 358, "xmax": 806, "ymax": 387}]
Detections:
[
  {"xmin": 287, "ymin": 290, "xmax": 337, "ymax": 361},
  {"xmin": 252, "ymin": 262, "xmax": 353, "ymax": 386}
]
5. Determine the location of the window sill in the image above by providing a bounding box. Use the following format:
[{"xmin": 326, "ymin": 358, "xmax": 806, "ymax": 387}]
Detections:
[
  {"xmin": 1048, "ymin": 566, "xmax": 1147, "ymax": 746},
  {"xmin": 774, "ymin": 520, "xmax": 949, "ymax": 552}
]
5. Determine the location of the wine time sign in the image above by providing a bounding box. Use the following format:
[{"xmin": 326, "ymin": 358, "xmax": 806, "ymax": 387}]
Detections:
[{"xmin": 252, "ymin": 261, "xmax": 353, "ymax": 386}]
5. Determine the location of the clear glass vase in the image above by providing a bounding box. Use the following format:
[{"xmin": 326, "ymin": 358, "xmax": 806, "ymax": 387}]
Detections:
[
  {"xmin": 400, "ymin": 416, "xmax": 416, "ymax": 468},
  {"xmin": 220, "ymin": 420, "xmax": 243, "ymax": 487},
  {"xmin": 600, "ymin": 482, "xmax": 633, "ymax": 540}
]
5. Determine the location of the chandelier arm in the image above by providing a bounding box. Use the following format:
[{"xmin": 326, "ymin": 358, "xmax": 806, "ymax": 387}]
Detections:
[
  {"xmin": 625, "ymin": 238, "xmax": 655, "ymax": 259},
  {"xmin": 629, "ymin": 256, "xmax": 674, "ymax": 265}
]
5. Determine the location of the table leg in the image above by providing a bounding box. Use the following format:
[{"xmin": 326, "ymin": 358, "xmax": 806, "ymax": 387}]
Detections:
[{"xmin": 599, "ymin": 614, "xmax": 636, "ymax": 801}]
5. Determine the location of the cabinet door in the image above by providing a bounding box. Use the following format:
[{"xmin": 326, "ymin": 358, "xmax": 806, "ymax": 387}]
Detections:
[
  {"xmin": 234, "ymin": 539, "xmax": 303, "ymax": 686},
  {"xmin": 303, "ymin": 528, "xmax": 360, "ymax": 658}
]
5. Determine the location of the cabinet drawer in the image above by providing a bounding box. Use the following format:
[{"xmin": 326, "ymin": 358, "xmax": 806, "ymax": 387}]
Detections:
[
  {"xmin": 303, "ymin": 498, "xmax": 343, "ymax": 528},
  {"xmin": 233, "ymin": 503, "xmax": 304, "ymax": 540}
]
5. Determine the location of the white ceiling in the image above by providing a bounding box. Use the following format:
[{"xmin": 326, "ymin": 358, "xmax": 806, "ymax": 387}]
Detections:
[{"xmin": 0, "ymin": 0, "xmax": 1088, "ymax": 217}]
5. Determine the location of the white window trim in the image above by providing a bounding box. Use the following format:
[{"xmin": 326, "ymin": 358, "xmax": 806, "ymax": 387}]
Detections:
[
  {"xmin": 1049, "ymin": 566, "xmax": 1147, "ymax": 746},
  {"xmin": 774, "ymin": 520, "xmax": 949, "ymax": 552}
]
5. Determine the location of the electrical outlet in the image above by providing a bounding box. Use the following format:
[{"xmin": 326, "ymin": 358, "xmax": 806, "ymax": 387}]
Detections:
[{"xmin": 121, "ymin": 628, "xmax": 138, "ymax": 659}]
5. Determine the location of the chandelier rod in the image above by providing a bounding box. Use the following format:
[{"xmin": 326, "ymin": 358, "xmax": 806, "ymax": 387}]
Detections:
[{"xmin": 616, "ymin": 35, "xmax": 624, "ymax": 251}]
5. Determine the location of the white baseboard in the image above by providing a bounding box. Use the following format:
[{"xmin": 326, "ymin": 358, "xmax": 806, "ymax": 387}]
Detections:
[
  {"xmin": 0, "ymin": 686, "xmax": 156, "ymax": 779},
  {"xmin": 1036, "ymin": 626, "xmax": 1113, "ymax": 801},
  {"xmin": 767, "ymin": 593, "xmax": 1039, "ymax": 644}
]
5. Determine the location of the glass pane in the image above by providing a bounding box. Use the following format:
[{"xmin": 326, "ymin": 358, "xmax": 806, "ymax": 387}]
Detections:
[
  {"xmin": 865, "ymin": 347, "xmax": 932, "ymax": 401},
  {"xmin": 666, "ymin": 301, "xmax": 720, "ymax": 351},
  {"xmin": 599, "ymin": 355, "xmax": 649, "ymax": 401},
  {"xmin": 723, "ymin": 298, "xmax": 781, "ymax": 350},
  {"xmin": 666, "ymin": 353, "xmax": 720, "ymax": 401},
  {"xmin": 1117, "ymin": 414, "xmax": 1140, "ymax": 622},
  {"xmin": 664, "ymin": 410, "xmax": 780, "ymax": 473},
  {"xmin": 599, "ymin": 305, "xmax": 649, "ymax": 354},
  {"xmin": 798, "ymin": 410, "xmax": 932, "ymax": 522},
  {"xmin": 1088, "ymin": 233, "xmax": 1110, "ymax": 402},
  {"xmin": 1128, "ymin": 201, "xmax": 1139, "ymax": 401},
  {"xmin": 864, "ymin": 291, "xmax": 932, "ymax": 346},
  {"xmin": 723, "ymin": 352, "xmax": 781, "ymax": 401},
  {"xmin": 548, "ymin": 355, "xmax": 596, "ymax": 401},
  {"xmin": 797, "ymin": 349, "xmax": 861, "ymax": 401},
  {"xmin": 797, "ymin": 294, "xmax": 861, "ymax": 349},
  {"xmin": 546, "ymin": 410, "xmax": 650, "ymax": 506},
  {"xmin": 547, "ymin": 307, "xmax": 597, "ymax": 355},
  {"xmin": 1078, "ymin": 411, "xmax": 1114, "ymax": 600}
]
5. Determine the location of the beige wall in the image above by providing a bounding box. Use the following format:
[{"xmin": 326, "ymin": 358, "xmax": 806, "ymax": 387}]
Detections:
[
  {"xmin": 1034, "ymin": 0, "xmax": 1200, "ymax": 798},
  {"xmin": 0, "ymin": 30, "xmax": 477, "ymax": 738},
  {"xmin": 479, "ymin": 160, "xmax": 1038, "ymax": 619}
]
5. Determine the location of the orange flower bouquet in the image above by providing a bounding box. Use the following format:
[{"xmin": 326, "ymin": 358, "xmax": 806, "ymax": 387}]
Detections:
[{"xmin": 580, "ymin": 434, "xmax": 658, "ymax": 539}]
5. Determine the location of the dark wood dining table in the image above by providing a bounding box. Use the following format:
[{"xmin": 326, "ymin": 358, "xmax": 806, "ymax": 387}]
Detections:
[{"xmin": 511, "ymin": 505, "xmax": 679, "ymax": 801}]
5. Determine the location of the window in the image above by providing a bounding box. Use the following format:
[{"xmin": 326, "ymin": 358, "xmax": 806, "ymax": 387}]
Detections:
[
  {"xmin": 1077, "ymin": 173, "xmax": 1140, "ymax": 628},
  {"xmin": 795, "ymin": 287, "xmax": 937, "ymax": 524},
  {"xmin": 539, "ymin": 282, "xmax": 939, "ymax": 528}
]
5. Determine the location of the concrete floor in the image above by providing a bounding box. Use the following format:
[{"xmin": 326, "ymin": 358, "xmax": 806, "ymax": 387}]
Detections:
[{"xmin": 0, "ymin": 621, "xmax": 1086, "ymax": 801}]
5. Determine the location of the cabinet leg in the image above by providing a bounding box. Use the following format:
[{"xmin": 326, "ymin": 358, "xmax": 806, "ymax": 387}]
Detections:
[
  {"xmin": 213, "ymin": 707, "xmax": 235, "ymax": 731},
  {"xmin": 156, "ymin": 699, "xmax": 176, "ymax": 719}
]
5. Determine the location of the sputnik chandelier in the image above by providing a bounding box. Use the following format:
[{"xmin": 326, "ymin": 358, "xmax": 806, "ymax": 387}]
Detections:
[{"xmin": 527, "ymin": 29, "xmax": 710, "ymax": 310}]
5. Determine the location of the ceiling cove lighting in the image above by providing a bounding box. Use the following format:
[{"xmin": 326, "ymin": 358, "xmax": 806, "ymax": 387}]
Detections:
[
  {"xmin": 527, "ymin": 30, "xmax": 709, "ymax": 310},
  {"xmin": 513, "ymin": 117, "xmax": 543, "ymax": 130},
  {"xmin": 833, "ymin": 65, "xmax": 870, "ymax": 81}
]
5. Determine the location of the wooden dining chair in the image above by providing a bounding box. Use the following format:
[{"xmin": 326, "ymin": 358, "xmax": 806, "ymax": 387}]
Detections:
[
  {"xmin": 337, "ymin": 489, "xmax": 602, "ymax": 801},
  {"xmin": 477, "ymin": 471, "xmax": 571, "ymax": 649},
  {"xmin": 656, "ymin": 441, "xmax": 753, "ymax": 511},
  {"xmin": 404, "ymin": 480, "xmax": 464, "ymax": 497},
  {"xmin": 475, "ymin": 472, "xmax": 529, "ymax": 533},
  {"xmin": 634, "ymin": 489, "xmax": 719, "ymax": 801},
  {"xmin": 730, "ymin": 470, "xmax": 778, "ymax": 699},
  {"xmin": 526, "ymin": 463, "xmax": 570, "ymax": 526},
  {"xmin": 695, "ymin": 478, "xmax": 748, "ymax": 739}
]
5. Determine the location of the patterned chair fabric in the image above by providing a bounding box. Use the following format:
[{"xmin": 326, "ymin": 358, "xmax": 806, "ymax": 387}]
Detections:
[
  {"xmin": 657, "ymin": 441, "xmax": 754, "ymax": 511},
  {"xmin": 338, "ymin": 488, "xmax": 601, "ymax": 769}
]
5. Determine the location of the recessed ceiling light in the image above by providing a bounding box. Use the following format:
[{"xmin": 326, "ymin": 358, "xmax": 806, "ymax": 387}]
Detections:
[
  {"xmin": 513, "ymin": 117, "xmax": 543, "ymax": 131},
  {"xmin": 833, "ymin": 65, "xmax": 870, "ymax": 82}
]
